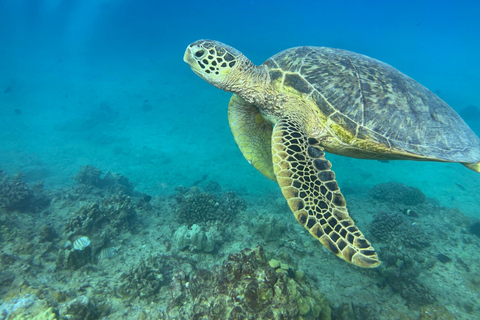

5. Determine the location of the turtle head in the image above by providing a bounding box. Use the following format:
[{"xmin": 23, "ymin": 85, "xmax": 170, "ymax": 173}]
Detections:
[{"xmin": 184, "ymin": 40, "xmax": 252, "ymax": 92}]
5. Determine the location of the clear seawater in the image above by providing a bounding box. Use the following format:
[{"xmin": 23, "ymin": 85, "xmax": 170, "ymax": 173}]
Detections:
[{"xmin": 1, "ymin": 0, "xmax": 479, "ymax": 319}]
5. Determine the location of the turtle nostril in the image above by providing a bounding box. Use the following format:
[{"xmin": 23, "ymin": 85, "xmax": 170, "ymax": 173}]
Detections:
[{"xmin": 194, "ymin": 49, "xmax": 205, "ymax": 58}]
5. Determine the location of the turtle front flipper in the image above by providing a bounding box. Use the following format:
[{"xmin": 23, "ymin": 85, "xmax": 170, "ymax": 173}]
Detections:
[
  {"xmin": 228, "ymin": 94, "xmax": 276, "ymax": 181},
  {"xmin": 272, "ymin": 118, "xmax": 380, "ymax": 268}
]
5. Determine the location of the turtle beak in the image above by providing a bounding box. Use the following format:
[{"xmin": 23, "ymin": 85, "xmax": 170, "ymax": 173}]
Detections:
[
  {"xmin": 184, "ymin": 47, "xmax": 205, "ymax": 78},
  {"xmin": 183, "ymin": 47, "xmax": 194, "ymax": 64}
]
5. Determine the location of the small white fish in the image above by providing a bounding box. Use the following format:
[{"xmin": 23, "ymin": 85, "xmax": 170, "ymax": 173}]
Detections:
[
  {"xmin": 73, "ymin": 236, "xmax": 91, "ymax": 251},
  {"xmin": 98, "ymin": 247, "xmax": 116, "ymax": 259}
]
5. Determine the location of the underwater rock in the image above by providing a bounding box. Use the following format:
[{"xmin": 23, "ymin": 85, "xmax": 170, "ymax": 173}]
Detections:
[
  {"xmin": 370, "ymin": 181, "xmax": 426, "ymax": 206},
  {"xmin": 332, "ymin": 303, "xmax": 379, "ymax": 320},
  {"xmin": 252, "ymin": 213, "xmax": 288, "ymax": 241},
  {"xmin": 0, "ymin": 252, "xmax": 16, "ymax": 272},
  {"xmin": 56, "ymin": 242, "xmax": 93, "ymax": 271},
  {"xmin": 203, "ymin": 180, "xmax": 222, "ymax": 194},
  {"xmin": 0, "ymin": 171, "xmax": 33, "ymax": 211},
  {"xmin": 119, "ymin": 254, "xmax": 181, "ymax": 300},
  {"xmin": 102, "ymin": 170, "xmax": 135, "ymax": 195},
  {"xmin": 38, "ymin": 224, "xmax": 57, "ymax": 243},
  {"xmin": 60, "ymin": 295, "xmax": 100, "ymax": 320},
  {"xmin": 74, "ymin": 165, "xmax": 103, "ymax": 188},
  {"xmin": 468, "ymin": 220, "xmax": 480, "ymax": 238},
  {"xmin": 0, "ymin": 294, "xmax": 60, "ymax": 320},
  {"xmin": 166, "ymin": 246, "xmax": 331, "ymax": 320},
  {"xmin": 0, "ymin": 270, "xmax": 15, "ymax": 293},
  {"xmin": 74, "ymin": 166, "xmax": 136, "ymax": 195},
  {"xmin": 173, "ymin": 186, "xmax": 246, "ymax": 224},
  {"xmin": 173, "ymin": 224, "xmax": 219, "ymax": 252},
  {"xmin": 418, "ymin": 305, "xmax": 455, "ymax": 320}
]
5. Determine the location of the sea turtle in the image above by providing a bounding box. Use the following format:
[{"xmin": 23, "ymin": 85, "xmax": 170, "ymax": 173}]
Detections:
[{"xmin": 183, "ymin": 40, "xmax": 480, "ymax": 268}]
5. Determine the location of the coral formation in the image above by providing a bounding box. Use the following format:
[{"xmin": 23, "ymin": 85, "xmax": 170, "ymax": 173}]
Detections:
[
  {"xmin": 0, "ymin": 294, "xmax": 59, "ymax": 320},
  {"xmin": 74, "ymin": 165, "xmax": 104, "ymax": 188},
  {"xmin": 370, "ymin": 211, "xmax": 430, "ymax": 249},
  {"xmin": 0, "ymin": 289, "xmax": 105, "ymax": 320},
  {"xmin": 370, "ymin": 181, "xmax": 426, "ymax": 206},
  {"xmin": 119, "ymin": 254, "xmax": 187, "ymax": 301},
  {"xmin": 173, "ymin": 185, "xmax": 246, "ymax": 224},
  {"xmin": 65, "ymin": 194, "xmax": 137, "ymax": 236},
  {"xmin": 369, "ymin": 210, "xmax": 438, "ymax": 306},
  {"xmin": 378, "ymin": 248, "xmax": 435, "ymax": 306},
  {"xmin": 166, "ymin": 246, "xmax": 331, "ymax": 320},
  {"xmin": 0, "ymin": 171, "xmax": 50, "ymax": 212},
  {"xmin": 74, "ymin": 165, "xmax": 135, "ymax": 195},
  {"xmin": 1, "ymin": 165, "xmax": 478, "ymax": 319},
  {"xmin": 99, "ymin": 194, "xmax": 138, "ymax": 231}
]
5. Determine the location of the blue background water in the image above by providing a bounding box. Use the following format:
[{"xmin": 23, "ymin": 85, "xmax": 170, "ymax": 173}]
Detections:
[{"xmin": 0, "ymin": 0, "xmax": 479, "ymax": 214}]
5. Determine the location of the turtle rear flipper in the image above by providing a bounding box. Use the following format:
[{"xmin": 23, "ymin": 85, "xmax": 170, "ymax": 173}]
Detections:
[
  {"xmin": 464, "ymin": 161, "xmax": 480, "ymax": 173},
  {"xmin": 272, "ymin": 117, "xmax": 380, "ymax": 268}
]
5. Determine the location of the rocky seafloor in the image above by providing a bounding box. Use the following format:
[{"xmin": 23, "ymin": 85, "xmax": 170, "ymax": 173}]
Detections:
[{"xmin": 0, "ymin": 166, "xmax": 479, "ymax": 320}]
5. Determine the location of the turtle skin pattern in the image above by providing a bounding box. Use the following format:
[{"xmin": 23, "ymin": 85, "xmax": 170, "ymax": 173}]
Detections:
[{"xmin": 272, "ymin": 117, "xmax": 380, "ymax": 268}]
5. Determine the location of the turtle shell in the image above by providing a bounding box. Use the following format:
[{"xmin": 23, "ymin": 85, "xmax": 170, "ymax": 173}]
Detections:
[{"xmin": 264, "ymin": 46, "xmax": 480, "ymax": 163}]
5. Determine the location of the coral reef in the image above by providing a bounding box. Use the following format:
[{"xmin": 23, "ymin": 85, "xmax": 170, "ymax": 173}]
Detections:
[
  {"xmin": 74, "ymin": 165, "xmax": 135, "ymax": 195},
  {"xmin": 119, "ymin": 254, "xmax": 182, "ymax": 301},
  {"xmin": 1, "ymin": 164, "xmax": 478, "ymax": 319},
  {"xmin": 378, "ymin": 249, "xmax": 435, "ymax": 306},
  {"xmin": 369, "ymin": 210, "xmax": 438, "ymax": 307},
  {"xmin": 65, "ymin": 194, "xmax": 137, "ymax": 236},
  {"xmin": 370, "ymin": 211, "xmax": 430, "ymax": 249},
  {"xmin": 0, "ymin": 171, "xmax": 51, "ymax": 212},
  {"xmin": 0, "ymin": 294, "xmax": 59, "ymax": 320},
  {"xmin": 173, "ymin": 186, "xmax": 246, "ymax": 224},
  {"xmin": 166, "ymin": 246, "xmax": 331, "ymax": 320},
  {"xmin": 173, "ymin": 224, "xmax": 221, "ymax": 252},
  {"xmin": 99, "ymin": 194, "xmax": 138, "ymax": 231},
  {"xmin": 118, "ymin": 246, "xmax": 331, "ymax": 319},
  {"xmin": 74, "ymin": 165, "xmax": 104, "ymax": 188},
  {"xmin": 370, "ymin": 181, "xmax": 426, "ymax": 206},
  {"xmin": 0, "ymin": 287, "xmax": 106, "ymax": 320}
]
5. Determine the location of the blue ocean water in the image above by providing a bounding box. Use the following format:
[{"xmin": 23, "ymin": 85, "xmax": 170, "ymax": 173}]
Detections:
[{"xmin": 1, "ymin": 0, "xmax": 480, "ymax": 318}]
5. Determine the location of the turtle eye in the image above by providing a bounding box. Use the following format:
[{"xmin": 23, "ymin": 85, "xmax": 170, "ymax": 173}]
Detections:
[{"xmin": 194, "ymin": 49, "xmax": 205, "ymax": 58}]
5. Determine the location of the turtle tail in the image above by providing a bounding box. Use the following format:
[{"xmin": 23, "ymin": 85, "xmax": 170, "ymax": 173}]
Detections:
[{"xmin": 463, "ymin": 161, "xmax": 480, "ymax": 174}]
